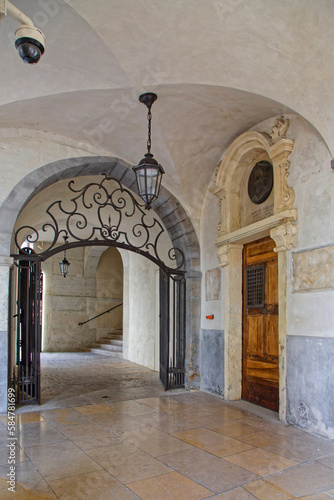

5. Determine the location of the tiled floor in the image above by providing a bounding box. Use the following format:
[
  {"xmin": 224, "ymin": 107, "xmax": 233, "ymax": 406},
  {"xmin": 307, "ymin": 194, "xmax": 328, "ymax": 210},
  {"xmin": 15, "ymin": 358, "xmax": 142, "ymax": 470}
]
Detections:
[{"xmin": 1, "ymin": 354, "xmax": 334, "ymax": 499}]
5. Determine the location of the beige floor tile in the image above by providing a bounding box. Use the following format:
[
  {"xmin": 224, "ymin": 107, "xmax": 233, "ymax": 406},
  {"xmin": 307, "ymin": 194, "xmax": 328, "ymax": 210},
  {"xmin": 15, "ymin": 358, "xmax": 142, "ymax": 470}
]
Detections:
[
  {"xmin": 180, "ymin": 412, "xmax": 231, "ymax": 428},
  {"xmin": 73, "ymin": 404, "xmax": 116, "ymax": 415},
  {"xmin": 244, "ymin": 478, "xmax": 294, "ymax": 499},
  {"xmin": 297, "ymin": 495, "xmax": 334, "ymax": 500},
  {"xmin": 0, "ymin": 412, "xmax": 45, "ymax": 426},
  {"xmin": 238, "ymin": 415, "xmax": 268, "ymax": 429},
  {"xmin": 58, "ymin": 421, "xmax": 122, "ymax": 450},
  {"xmin": 134, "ymin": 410, "xmax": 199, "ymax": 433},
  {"xmin": 18, "ymin": 421, "xmax": 67, "ymax": 448},
  {"xmin": 168, "ymin": 406, "xmax": 215, "ymax": 421},
  {"xmin": 86, "ymin": 441, "xmax": 172, "ymax": 484},
  {"xmin": 88, "ymin": 411, "xmax": 147, "ymax": 432},
  {"xmin": 117, "ymin": 426, "xmax": 192, "ymax": 457},
  {"xmin": 134, "ymin": 397, "xmax": 188, "ymax": 413},
  {"xmin": 206, "ymin": 406, "xmax": 251, "ymax": 420},
  {"xmin": 224, "ymin": 448, "xmax": 298, "ymax": 476},
  {"xmin": 172, "ymin": 427, "xmax": 254, "ymax": 458},
  {"xmin": 39, "ymin": 408, "xmax": 90, "ymax": 427},
  {"xmin": 127, "ymin": 470, "xmax": 213, "ymax": 499},
  {"xmin": 49, "ymin": 469, "xmax": 138, "ymax": 499},
  {"xmin": 207, "ymin": 420, "xmax": 261, "ymax": 438},
  {"xmin": 24, "ymin": 440, "xmax": 102, "ymax": 481},
  {"xmin": 268, "ymin": 461, "xmax": 334, "ymax": 497},
  {"xmin": 208, "ymin": 487, "xmax": 258, "ymax": 499},
  {"xmin": 161, "ymin": 393, "xmax": 213, "ymax": 407},
  {"xmin": 159, "ymin": 447, "xmax": 259, "ymax": 493},
  {"xmin": 263, "ymin": 436, "xmax": 334, "ymax": 462},
  {"xmin": 237, "ymin": 430, "xmax": 288, "ymax": 448},
  {"xmin": 254, "ymin": 420, "xmax": 306, "ymax": 437},
  {"xmin": 0, "ymin": 477, "xmax": 8, "ymax": 492},
  {"xmin": 318, "ymin": 454, "xmax": 334, "ymax": 470},
  {"xmin": 107, "ymin": 400, "xmax": 157, "ymax": 416}
]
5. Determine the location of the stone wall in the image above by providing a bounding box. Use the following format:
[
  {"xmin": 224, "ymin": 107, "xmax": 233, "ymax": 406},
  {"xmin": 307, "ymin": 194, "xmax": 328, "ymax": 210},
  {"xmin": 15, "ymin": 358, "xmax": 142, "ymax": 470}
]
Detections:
[
  {"xmin": 42, "ymin": 246, "xmax": 96, "ymax": 352},
  {"xmin": 200, "ymin": 329, "xmax": 224, "ymax": 396},
  {"xmin": 42, "ymin": 246, "xmax": 124, "ymax": 351},
  {"xmin": 96, "ymin": 247, "xmax": 123, "ymax": 338},
  {"xmin": 287, "ymin": 336, "xmax": 334, "ymax": 439}
]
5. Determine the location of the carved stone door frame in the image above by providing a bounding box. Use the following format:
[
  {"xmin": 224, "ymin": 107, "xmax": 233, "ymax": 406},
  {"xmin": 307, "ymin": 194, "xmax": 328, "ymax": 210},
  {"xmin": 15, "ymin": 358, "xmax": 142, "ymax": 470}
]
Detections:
[{"xmin": 210, "ymin": 117, "xmax": 297, "ymax": 422}]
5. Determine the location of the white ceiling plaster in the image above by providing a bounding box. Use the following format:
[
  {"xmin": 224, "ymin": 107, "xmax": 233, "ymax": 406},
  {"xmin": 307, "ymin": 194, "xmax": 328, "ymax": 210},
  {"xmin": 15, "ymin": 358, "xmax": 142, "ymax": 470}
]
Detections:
[{"xmin": 0, "ymin": 0, "xmax": 333, "ymax": 220}]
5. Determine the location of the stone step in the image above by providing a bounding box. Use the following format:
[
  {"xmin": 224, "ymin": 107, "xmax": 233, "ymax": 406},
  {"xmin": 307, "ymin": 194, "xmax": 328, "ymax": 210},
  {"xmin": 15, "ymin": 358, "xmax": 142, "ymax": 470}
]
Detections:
[
  {"xmin": 105, "ymin": 334, "xmax": 123, "ymax": 341},
  {"xmin": 99, "ymin": 338, "xmax": 123, "ymax": 346},
  {"xmin": 87, "ymin": 328, "xmax": 124, "ymax": 358},
  {"xmin": 90, "ymin": 348, "xmax": 123, "ymax": 358},
  {"xmin": 92, "ymin": 342, "xmax": 123, "ymax": 352},
  {"xmin": 109, "ymin": 328, "xmax": 123, "ymax": 334}
]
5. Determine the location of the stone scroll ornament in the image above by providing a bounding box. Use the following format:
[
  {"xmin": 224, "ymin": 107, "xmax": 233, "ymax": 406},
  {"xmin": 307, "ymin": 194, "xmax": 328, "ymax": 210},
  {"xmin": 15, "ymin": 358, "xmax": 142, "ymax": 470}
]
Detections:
[{"xmin": 14, "ymin": 175, "xmax": 185, "ymax": 271}]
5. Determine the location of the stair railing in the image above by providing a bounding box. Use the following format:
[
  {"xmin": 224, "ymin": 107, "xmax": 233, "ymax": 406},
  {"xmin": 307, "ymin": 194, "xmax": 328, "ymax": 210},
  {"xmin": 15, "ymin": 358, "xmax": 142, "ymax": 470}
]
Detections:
[{"xmin": 78, "ymin": 302, "xmax": 123, "ymax": 326}]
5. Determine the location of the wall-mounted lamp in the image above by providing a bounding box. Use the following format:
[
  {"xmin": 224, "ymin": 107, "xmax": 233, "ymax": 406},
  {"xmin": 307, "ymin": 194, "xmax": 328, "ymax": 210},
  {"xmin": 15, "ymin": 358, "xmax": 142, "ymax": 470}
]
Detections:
[
  {"xmin": 0, "ymin": 0, "xmax": 45, "ymax": 64},
  {"xmin": 133, "ymin": 92, "xmax": 164, "ymax": 210},
  {"xmin": 59, "ymin": 235, "xmax": 70, "ymax": 278}
]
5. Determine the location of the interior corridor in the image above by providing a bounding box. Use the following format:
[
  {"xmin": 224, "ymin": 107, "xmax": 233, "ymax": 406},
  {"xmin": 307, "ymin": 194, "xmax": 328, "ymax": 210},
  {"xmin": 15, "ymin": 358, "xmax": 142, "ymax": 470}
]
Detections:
[{"xmin": 1, "ymin": 353, "xmax": 334, "ymax": 499}]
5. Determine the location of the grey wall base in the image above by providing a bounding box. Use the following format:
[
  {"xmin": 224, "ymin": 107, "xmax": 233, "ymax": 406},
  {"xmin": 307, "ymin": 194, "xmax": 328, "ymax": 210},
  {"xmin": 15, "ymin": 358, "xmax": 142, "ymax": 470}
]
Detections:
[
  {"xmin": 286, "ymin": 336, "xmax": 334, "ymax": 439},
  {"xmin": 0, "ymin": 331, "xmax": 8, "ymax": 413},
  {"xmin": 200, "ymin": 329, "xmax": 224, "ymax": 396}
]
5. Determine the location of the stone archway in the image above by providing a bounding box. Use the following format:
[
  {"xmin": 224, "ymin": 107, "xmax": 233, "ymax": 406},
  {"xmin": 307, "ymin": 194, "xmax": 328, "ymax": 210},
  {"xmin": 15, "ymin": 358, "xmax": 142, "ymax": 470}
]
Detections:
[
  {"xmin": 211, "ymin": 117, "xmax": 298, "ymax": 421},
  {"xmin": 0, "ymin": 156, "xmax": 202, "ymax": 412}
]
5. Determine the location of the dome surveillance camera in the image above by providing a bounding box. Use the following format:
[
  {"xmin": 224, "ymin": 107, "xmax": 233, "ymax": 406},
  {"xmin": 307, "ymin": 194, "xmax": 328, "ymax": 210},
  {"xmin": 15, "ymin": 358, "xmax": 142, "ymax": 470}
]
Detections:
[{"xmin": 14, "ymin": 25, "xmax": 45, "ymax": 64}]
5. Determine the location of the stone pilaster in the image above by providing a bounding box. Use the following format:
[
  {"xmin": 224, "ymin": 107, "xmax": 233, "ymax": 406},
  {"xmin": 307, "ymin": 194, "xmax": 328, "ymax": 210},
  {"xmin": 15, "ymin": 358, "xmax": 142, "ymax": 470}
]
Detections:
[
  {"xmin": 221, "ymin": 244, "xmax": 243, "ymax": 400},
  {"xmin": 0, "ymin": 256, "xmax": 13, "ymax": 413},
  {"xmin": 270, "ymin": 138, "xmax": 295, "ymax": 213}
]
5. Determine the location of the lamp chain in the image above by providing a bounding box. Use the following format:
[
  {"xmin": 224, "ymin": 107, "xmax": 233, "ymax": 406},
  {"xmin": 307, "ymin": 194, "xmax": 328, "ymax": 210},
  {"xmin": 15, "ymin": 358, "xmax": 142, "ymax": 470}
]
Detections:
[{"xmin": 147, "ymin": 108, "xmax": 152, "ymax": 154}]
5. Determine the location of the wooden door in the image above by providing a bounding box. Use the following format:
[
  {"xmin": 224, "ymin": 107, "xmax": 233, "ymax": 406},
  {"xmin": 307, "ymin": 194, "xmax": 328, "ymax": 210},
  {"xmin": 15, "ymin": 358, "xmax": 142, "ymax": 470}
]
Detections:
[{"xmin": 242, "ymin": 237, "xmax": 279, "ymax": 411}]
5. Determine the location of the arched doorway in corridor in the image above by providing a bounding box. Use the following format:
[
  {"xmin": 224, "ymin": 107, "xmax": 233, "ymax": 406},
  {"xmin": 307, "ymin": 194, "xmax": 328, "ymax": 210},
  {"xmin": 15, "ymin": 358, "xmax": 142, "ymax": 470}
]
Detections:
[{"xmin": 9, "ymin": 171, "xmax": 189, "ymax": 404}]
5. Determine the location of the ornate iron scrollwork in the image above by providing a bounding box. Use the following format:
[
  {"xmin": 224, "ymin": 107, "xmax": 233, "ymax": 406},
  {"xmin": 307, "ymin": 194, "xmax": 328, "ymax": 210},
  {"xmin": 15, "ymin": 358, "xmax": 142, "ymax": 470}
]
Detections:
[{"xmin": 14, "ymin": 175, "xmax": 185, "ymax": 271}]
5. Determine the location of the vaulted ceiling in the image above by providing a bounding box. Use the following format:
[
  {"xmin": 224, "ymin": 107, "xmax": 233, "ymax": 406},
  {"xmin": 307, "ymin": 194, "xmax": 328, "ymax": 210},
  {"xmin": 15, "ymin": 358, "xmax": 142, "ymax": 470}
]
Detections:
[{"xmin": 0, "ymin": 0, "xmax": 332, "ymax": 220}]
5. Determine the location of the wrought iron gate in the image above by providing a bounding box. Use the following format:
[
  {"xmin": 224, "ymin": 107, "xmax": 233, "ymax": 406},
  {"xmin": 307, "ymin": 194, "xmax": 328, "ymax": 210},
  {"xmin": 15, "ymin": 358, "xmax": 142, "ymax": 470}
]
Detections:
[
  {"xmin": 11, "ymin": 175, "xmax": 187, "ymax": 402},
  {"xmin": 13, "ymin": 253, "xmax": 42, "ymax": 404},
  {"xmin": 159, "ymin": 269, "xmax": 186, "ymax": 390}
]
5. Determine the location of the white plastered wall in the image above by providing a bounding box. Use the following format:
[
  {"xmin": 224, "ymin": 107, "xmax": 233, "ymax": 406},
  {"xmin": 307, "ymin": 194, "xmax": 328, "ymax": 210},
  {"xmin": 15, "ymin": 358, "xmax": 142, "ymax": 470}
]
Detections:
[{"xmin": 125, "ymin": 251, "xmax": 159, "ymax": 372}]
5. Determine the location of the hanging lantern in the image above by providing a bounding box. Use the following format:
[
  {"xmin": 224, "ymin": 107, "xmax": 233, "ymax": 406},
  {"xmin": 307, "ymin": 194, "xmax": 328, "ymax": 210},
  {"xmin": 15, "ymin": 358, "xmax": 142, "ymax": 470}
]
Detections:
[
  {"xmin": 133, "ymin": 92, "xmax": 164, "ymax": 210},
  {"xmin": 59, "ymin": 235, "xmax": 70, "ymax": 278}
]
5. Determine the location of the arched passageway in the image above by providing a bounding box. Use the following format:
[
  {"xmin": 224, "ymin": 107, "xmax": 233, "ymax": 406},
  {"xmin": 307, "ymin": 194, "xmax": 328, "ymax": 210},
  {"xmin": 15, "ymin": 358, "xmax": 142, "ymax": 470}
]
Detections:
[{"xmin": 5, "ymin": 158, "xmax": 201, "ymax": 405}]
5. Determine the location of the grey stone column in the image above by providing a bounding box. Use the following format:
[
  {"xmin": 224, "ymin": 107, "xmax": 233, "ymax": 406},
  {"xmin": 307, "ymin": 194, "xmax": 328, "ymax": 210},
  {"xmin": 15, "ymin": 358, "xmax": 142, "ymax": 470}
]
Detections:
[
  {"xmin": 0, "ymin": 257, "xmax": 12, "ymax": 413},
  {"xmin": 184, "ymin": 271, "xmax": 202, "ymax": 390}
]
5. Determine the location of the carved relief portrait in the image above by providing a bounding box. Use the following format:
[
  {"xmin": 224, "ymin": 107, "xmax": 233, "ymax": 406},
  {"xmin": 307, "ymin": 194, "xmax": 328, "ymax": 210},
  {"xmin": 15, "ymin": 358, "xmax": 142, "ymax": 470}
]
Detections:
[{"xmin": 248, "ymin": 160, "xmax": 273, "ymax": 204}]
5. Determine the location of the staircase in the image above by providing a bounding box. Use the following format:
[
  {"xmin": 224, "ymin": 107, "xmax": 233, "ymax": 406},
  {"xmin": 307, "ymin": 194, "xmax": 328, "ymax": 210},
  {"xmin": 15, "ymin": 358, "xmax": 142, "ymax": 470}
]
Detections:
[{"xmin": 87, "ymin": 328, "xmax": 123, "ymax": 357}]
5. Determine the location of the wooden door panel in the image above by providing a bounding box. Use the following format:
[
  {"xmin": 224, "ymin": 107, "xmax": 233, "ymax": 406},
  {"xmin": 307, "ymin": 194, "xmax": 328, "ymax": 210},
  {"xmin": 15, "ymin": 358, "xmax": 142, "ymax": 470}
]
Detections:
[
  {"xmin": 247, "ymin": 316, "xmax": 263, "ymax": 353},
  {"xmin": 265, "ymin": 317, "xmax": 279, "ymax": 357},
  {"xmin": 242, "ymin": 236, "xmax": 279, "ymax": 411},
  {"xmin": 266, "ymin": 264, "xmax": 278, "ymax": 303},
  {"xmin": 246, "ymin": 360, "xmax": 279, "ymax": 383}
]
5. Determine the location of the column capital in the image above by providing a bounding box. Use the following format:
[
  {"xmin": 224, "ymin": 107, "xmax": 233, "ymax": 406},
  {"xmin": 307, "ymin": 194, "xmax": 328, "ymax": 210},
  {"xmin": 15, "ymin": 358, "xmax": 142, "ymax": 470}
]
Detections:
[
  {"xmin": 270, "ymin": 222, "xmax": 297, "ymax": 252},
  {"xmin": 217, "ymin": 243, "xmax": 243, "ymax": 267}
]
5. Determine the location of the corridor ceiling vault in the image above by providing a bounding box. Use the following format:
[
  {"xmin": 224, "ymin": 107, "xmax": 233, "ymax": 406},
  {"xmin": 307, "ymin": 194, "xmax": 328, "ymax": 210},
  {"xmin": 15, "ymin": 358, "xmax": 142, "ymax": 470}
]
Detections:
[{"xmin": 0, "ymin": 0, "xmax": 332, "ymax": 224}]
